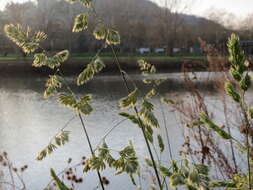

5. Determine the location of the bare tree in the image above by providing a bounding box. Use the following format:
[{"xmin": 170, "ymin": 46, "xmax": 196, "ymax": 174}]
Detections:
[
  {"xmin": 158, "ymin": 0, "xmax": 194, "ymax": 56},
  {"xmin": 4, "ymin": 1, "xmax": 36, "ymax": 25}
]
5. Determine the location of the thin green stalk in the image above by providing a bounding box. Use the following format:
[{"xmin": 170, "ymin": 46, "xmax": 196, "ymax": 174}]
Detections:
[
  {"xmin": 109, "ymin": 45, "xmax": 163, "ymax": 190},
  {"xmin": 158, "ymin": 95, "xmax": 174, "ymax": 161},
  {"xmin": 158, "ymin": 97, "xmax": 174, "ymax": 190},
  {"xmin": 162, "ymin": 177, "xmax": 169, "ymax": 190},
  {"xmin": 58, "ymin": 71, "xmax": 105, "ymax": 190},
  {"xmin": 78, "ymin": 114, "xmax": 105, "ymax": 190},
  {"xmin": 240, "ymin": 93, "xmax": 252, "ymax": 190},
  {"xmin": 223, "ymin": 96, "xmax": 238, "ymax": 173},
  {"xmin": 95, "ymin": 119, "xmax": 128, "ymax": 150},
  {"xmin": 88, "ymin": 4, "xmax": 163, "ymax": 188}
]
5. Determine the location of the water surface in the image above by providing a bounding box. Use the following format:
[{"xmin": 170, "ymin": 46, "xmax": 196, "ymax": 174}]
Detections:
[{"xmin": 0, "ymin": 72, "xmax": 229, "ymax": 189}]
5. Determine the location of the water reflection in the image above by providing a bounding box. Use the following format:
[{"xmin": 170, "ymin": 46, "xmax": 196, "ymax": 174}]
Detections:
[{"xmin": 0, "ymin": 72, "xmax": 224, "ymax": 189}]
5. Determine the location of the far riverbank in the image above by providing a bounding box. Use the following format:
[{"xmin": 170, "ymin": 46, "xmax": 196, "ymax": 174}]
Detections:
[{"xmin": 0, "ymin": 55, "xmax": 230, "ymax": 77}]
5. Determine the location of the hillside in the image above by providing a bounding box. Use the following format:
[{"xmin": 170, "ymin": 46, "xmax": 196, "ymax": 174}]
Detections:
[{"xmin": 0, "ymin": 0, "xmax": 228, "ymax": 54}]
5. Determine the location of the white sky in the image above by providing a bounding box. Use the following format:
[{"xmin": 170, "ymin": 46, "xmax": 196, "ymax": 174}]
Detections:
[
  {"xmin": 189, "ymin": 0, "xmax": 253, "ymax": 18},
  {"xmin": 0, "ymin": 0, "xmax": 253, "ymax": 18}
]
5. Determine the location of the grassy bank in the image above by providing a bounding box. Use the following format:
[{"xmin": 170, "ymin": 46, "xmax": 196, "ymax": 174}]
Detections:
[
  {"xmin": 0, "ymin": 54, "xmax": 210, "ymax": 77},
  {"xmin": 0, "ymin": 54, "xmax": 207, "ymax": 63}
]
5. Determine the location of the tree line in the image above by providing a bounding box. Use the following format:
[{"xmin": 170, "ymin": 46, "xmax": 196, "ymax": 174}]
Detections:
[{"xmin": 0, "ymin": 0, "xmax": 252, "ymax": 56}]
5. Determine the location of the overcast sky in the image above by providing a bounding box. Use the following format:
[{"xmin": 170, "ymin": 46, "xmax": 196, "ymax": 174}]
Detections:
[
  {"xmin": 189, "ymin": 0, "xmax": 253, "ymax": 17},
  {"xmin": 0, "ymin": 0, "xmax": 253, "ymax": 18}
]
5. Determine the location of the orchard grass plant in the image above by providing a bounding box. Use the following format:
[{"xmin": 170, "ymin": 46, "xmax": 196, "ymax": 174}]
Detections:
[{"xmin": 2, "ymin": 0, "xmax": 253, "ymax": 189}]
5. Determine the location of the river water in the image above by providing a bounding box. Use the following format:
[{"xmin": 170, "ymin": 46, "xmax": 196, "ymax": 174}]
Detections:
[{"xmin": 0, "ymin": 72, "xmax": 234, "ymax": 190}]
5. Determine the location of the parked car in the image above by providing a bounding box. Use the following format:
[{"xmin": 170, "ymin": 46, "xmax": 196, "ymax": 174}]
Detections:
[
  {"xmin": 136, "ymin": 48, "xmax": 150, "ymax": 54},
  {"xmin": 154, "ymin": 48, "xmax": 165, "ymax": 53}
]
